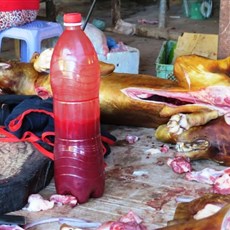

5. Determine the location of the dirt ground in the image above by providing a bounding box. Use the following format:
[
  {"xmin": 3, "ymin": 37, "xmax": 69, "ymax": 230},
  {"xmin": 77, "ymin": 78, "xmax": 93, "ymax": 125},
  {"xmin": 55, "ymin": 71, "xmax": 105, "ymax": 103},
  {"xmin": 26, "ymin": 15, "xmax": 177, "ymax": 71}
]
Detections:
[
  {"xmin": 2, "ymin": 0, "xmax": 220, "ymax": 76},
  {"xmin": 51, "ymin": 0, "xmax": 220, "ymax": 75}
]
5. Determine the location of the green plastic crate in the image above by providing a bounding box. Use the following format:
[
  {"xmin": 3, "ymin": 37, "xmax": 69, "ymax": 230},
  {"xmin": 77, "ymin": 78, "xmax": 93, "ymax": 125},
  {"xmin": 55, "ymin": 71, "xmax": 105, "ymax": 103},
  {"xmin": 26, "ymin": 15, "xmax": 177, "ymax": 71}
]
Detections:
[{"xmin": 155, "ymin": 40, "xmax": 177, "ymax": 81}]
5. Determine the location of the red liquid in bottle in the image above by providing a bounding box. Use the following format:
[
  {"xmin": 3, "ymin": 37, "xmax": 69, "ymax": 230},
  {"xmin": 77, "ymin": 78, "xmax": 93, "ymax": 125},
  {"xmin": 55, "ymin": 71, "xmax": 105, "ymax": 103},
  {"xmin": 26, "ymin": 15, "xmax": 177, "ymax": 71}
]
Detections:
[{"xmin": 50, "ymin": 13, "xmax": 104, "ymax": 203}]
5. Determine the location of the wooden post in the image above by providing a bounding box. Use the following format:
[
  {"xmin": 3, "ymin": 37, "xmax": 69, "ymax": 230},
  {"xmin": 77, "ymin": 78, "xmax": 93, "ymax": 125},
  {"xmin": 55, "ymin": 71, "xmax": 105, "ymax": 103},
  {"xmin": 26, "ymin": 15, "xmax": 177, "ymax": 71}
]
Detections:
[
  {"xmin": 218, "ymin": 0, "xmax": 230, "ymax": 58},
  {"xmin": 111, "ymin": 0, "xmax": 121, "ymax": 26},
  {"xmin": 158, "ymin": 0, "xmax": 167, "ymax": 28}
]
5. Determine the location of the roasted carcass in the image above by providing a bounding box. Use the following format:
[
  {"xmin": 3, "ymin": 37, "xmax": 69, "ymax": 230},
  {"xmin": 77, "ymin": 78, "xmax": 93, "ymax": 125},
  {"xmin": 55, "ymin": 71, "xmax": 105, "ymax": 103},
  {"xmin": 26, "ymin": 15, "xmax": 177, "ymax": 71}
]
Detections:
[
  {"xmin": 1, "ymin": 52, "xmax": 230, "ymax": 164},
  {"xmin": 156, "ymin": 193, "xmax": 230, "ymax": 230},
  {"xmin": 1, "ymin": 52, "xmax": 230, "ymax": 128},
  {"xmin": 155, "ymin": 115, "xmax": 230, "ymax": 165}
]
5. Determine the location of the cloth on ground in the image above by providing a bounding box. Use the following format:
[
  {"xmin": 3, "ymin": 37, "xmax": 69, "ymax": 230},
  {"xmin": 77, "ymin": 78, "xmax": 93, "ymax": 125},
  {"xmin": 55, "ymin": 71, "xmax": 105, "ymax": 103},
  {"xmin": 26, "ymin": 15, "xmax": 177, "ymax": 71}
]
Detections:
[{"xmin": 0, "ymin": 96, "xmax": 116, "ymax": 160}]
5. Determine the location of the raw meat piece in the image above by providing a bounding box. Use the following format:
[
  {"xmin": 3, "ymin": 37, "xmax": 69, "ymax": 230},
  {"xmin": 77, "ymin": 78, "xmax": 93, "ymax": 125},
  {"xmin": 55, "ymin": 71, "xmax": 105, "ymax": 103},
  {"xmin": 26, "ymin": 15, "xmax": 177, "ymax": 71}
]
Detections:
[{"xmin": 167, "ymin": 156, "xmax": 192, "ymax": 174}]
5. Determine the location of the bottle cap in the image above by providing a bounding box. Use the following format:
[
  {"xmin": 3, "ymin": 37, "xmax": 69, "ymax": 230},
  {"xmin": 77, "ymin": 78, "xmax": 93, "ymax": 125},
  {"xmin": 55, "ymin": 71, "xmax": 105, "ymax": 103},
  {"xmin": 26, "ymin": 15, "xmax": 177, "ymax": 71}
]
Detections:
[{"xmin": 64, "ymin": 13, "xmax": 82, "ymax": 26}]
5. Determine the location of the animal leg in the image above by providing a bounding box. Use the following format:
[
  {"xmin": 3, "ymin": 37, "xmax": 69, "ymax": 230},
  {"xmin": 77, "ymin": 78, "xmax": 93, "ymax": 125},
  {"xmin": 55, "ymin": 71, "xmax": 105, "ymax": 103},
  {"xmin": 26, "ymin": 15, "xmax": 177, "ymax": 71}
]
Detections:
[
  {"xmin": 167, "ymin": 110, "xmax": 220, "ymax": 135},
  {"xmin": 32, "ymin": 48, "xmax": 115, "ymax": 76}
]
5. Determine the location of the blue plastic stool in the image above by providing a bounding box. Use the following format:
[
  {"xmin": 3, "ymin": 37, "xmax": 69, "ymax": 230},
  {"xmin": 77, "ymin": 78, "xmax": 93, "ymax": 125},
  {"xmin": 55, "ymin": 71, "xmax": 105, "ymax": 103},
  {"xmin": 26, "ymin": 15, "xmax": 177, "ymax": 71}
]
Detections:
[{"xmin": 0, "ymin": 20, "xmax": 63, "ymax": 62}]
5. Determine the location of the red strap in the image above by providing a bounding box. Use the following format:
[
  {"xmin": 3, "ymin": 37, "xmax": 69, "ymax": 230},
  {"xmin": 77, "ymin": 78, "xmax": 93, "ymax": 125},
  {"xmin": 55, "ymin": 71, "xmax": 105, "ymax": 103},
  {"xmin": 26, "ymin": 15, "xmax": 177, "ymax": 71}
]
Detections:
[
  {"xmin": 102, "ymin": 143, "xmax": 106, "ymax": 156},
  {"xmin": 0, "ymin": 127, "xmax": 54, "ymax": 160},
  {"xmin": 3, "ymin": 109, "xmax": 55, "ymax": 160},
  {"xmin": 41, "ymin": 131, "xmax": 55, "ymax": 147},
  {"xmin": 1, "ymin": 109, "xmax": 112, "ymax": 162},
  {"xmin": 21, "ymin": 131, "xmax": 54, "ymax": 160},
  {"xmin": 31, "ymin": 142, "xmax": 54, "ymax": 160},
  {"xmin": 0, "ymin": 126, "xmax": 21, "ymax": 141},
  {"xmin": 21, "ymin": 131, "xmax": 40, "ymax": 142},
  {"xmin": 101, "ymin": 135, "xmax": 116, "ymax": 145},
  {"xmin": 8, "ymin": 109, "xmax": 54, "ymax": 132}
]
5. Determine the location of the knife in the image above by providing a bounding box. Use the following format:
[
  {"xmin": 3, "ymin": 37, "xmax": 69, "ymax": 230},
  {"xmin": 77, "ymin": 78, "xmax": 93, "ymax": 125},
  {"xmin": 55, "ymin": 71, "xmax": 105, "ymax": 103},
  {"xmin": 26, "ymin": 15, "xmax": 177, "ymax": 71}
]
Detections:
[{"xmin": 0, "ymin": 214, "xmax": 26, "ymax": 226}]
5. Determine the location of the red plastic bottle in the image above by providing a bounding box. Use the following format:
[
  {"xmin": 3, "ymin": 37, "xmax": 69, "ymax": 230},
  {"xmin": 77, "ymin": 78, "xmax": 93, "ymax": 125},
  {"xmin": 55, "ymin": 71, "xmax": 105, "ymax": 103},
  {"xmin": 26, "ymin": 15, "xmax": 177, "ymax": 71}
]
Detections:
[{"xmin": 50, "ymin": 13, "xmax": 104, "ymax": 204}]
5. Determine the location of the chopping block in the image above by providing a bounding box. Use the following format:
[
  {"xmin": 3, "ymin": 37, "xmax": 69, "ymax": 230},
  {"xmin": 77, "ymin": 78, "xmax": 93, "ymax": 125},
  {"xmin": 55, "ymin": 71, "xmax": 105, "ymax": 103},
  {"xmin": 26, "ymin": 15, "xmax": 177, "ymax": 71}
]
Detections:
[{"xmin": 0, "ymin": 140, "xmax": 53, "ymax": 214}]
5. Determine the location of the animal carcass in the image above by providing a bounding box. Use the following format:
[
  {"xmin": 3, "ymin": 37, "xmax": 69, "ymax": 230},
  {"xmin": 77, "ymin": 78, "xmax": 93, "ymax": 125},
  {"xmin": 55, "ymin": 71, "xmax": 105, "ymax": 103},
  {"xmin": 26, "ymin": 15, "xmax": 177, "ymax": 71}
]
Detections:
[
  {"xmin": 156, "ymin": 193, "xmax": 230, "ymax": 230},
  {"xmin": 1, "ymin": 51, "xmax": 230, "ymax": 165}
]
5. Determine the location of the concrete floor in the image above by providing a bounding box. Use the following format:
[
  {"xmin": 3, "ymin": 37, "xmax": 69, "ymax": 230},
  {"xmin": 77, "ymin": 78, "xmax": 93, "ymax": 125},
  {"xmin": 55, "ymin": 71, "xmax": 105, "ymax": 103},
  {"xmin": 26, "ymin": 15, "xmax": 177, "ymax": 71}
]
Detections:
[{"xmin": 11, "ymin": 126, "xmax": 226, "ymax": 229}]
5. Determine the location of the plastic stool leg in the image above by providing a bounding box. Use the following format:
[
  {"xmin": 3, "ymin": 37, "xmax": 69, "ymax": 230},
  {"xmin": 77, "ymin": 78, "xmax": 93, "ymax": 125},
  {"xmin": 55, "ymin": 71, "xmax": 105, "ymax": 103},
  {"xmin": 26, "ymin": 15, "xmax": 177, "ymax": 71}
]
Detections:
[
  {"xmin": 20, "ymin": 36, "xmax": 41, "ymax": 62},
  {"xmin": 20, "ymin": 40, "xmax": 28, "ymax": 62}
]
